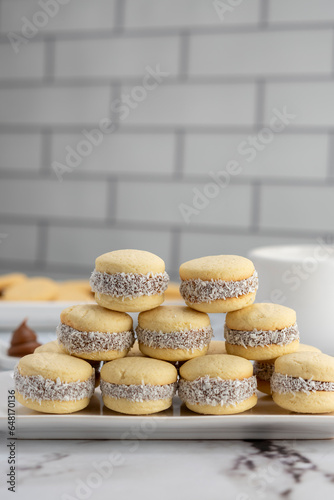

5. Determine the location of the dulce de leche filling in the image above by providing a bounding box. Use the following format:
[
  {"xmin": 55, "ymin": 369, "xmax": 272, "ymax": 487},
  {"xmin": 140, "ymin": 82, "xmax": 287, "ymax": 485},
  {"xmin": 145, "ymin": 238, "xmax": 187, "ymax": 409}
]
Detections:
[
  {"xmin": 136, "ymin": 325, "xmax": 213, "ymax": 351},
  {"xmin": 56, "ymin": 323, "xmax": 134, "ymax": 354},
  {"xmin": 180, "ymin": 271, "xmax": 258, "ymax": 304},
  {"xmin": 100, "ymin": 380, "xmax": 177, "ymax": 403},
  {"xmin": 14, "ymin": 368, "xmax": 95, "ymax": 403},
  {"xmin": 90, "ymin": 270, "xmax": 169, "ymax": 299},
  {"xmin": 178, "ymin": 375, "xmax": 257, "ymax": 407},
  {"xmin": 271, "ymin": 372, "xmax": 334, "ymax": 394},
  {"xmin": 224, "ymin": 323, "xmax": 299, "ymax": 348}
]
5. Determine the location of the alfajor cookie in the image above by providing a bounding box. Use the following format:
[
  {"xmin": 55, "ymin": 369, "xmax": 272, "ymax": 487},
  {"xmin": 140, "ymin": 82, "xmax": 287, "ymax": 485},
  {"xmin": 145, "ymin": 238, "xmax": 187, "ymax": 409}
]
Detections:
[
  {"xmin": 2, "ymin": 277, "xmax": 59, "ymax": 301},
  {"xmin": 271, "ymin": 352, "xmax": 334, "ymax": 414},
  {"xmin": 90, "ymin": 249, "xmax": 169, "ymax": 312},
  {"xmin": 14, "ymin": 352, "xmax": 95, "ymax": 414},
  {"xmin": 179, "ymin": 255, "xmax": 258, "ymax": 313},
  {"xmin": 101, "ymin": 357, "xmax": 177, "ymax": 415},
  {"xmin": 57, "ymin": 304, "xmax": 134, "ymax": 361},
  {"xmin": 179, "ymin": 354, "xmax": 257, "ymax": 414},
  {"xmin": 224, "ymin": 303, "xmax": 299, "ymax": 360},
  {"xmin": 254, "ymin": 344, "xmax": 321, "ymax": 396},
  {"xmin": 136, "ymin": 305, "xmax": 212, "ymax": 362}
]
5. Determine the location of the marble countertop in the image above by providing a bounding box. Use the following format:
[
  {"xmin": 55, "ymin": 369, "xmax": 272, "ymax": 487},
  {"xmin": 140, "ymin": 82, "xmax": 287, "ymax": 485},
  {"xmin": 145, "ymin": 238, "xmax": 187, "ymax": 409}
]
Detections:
[{"xmin": 1, "ymin": 436, "xmax": 333, "ymax": 500}]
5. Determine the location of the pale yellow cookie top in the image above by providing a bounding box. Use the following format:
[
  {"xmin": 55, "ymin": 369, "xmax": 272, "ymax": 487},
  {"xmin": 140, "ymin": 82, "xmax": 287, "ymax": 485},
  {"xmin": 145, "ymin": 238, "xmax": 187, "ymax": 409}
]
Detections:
[
  {"xmin": 2, "ymin": 277, "xmax": 59, "ymax": 301},
  {"xmin": 95, "ymin": 249, "xmax": 165, "ymax": 275},
  {"xmin": 206, "ymin": 340, "xmax": 227, "ymax": 355},
  {"xmin": 179, "ymin": 255, "xmax": 255, "ymax": 281},
  {"xmin": 226, "ymin": 303, "xmax": 296, "ymax": 331},
  {"xmin": 101, "ymin": 357, "xmax": 177, "ymax": 386},
  {"xmin": 274, "ymin": 352, "xmax": 334, "ymax": 382},
  {"xmin": 60, "ymin": 304, "xmax": 133, "ymax": 333},
  {"xmin": 180, "ymin": 354, "xmax": 253, "ymax": 381},
  {"xmin": 138, "ymin": 305, "xmax": 210, "ymax": 333},
  {"xmin": 298, "ymin": 343, "xmax": 321, "ymax": 354},
  {"xmin": 0, "ymin": 273, "xmax": 27, "ymax": 291},
  {"xmin": 17, "ymin": 352, "xmax": 94, "ymax": 382},
  {"xmin": 34, "ymin": 340, "xmax": 68, "ymax": 355}
]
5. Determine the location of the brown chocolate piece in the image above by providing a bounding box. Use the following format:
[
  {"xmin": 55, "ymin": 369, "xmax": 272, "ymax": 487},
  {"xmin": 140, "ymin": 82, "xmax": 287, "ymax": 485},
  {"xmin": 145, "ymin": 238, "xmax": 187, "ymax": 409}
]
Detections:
[{"xmin": 8, "ymin": 319, "xmax": 41, "ymax": 357}]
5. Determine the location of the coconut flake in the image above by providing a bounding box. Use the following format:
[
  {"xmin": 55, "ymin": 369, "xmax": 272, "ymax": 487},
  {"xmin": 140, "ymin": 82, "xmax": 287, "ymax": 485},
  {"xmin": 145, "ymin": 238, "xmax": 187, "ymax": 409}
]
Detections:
[
  {"xmin": 14, "ymin": 368, "xmax": 95, "ymax": 404},
  {"xmin": 136, "ymin": 325, "xmax": 213, "ymax": 351},
  {"xmin": 180, "ymin": 271, "xmax": 258, "ymax": 304},
  {"xmin": 178, "ymin": 375, "xmax": 257, "ymax": 406},
  {"xmin": 253, "ymin": 361, "xmax": 275, "ymax": 381},
  {"xmin": 57, "ymin": 323, "xmax": 134, "ymax": 354},
  {"xmin": 224, "ymin": 323, "xmax": 299, "ymax": 348},
  {"xmin": 271, "ymin": 372, "xmax": 334, "ymax": 395},
  {"xmin": 90, "ymin": 270, "xmax": 169, "ymax": 299},
  {"xmin": 100, "ymin": 380, "xmax": 177, "ymax": 403}
]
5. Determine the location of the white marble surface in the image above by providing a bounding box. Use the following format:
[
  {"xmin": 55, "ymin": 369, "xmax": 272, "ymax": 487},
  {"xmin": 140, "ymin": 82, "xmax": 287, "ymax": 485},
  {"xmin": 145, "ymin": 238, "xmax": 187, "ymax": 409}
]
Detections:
[{"xmin": 1, "ymin": 436, "xmax": 334, "ymax": 500}]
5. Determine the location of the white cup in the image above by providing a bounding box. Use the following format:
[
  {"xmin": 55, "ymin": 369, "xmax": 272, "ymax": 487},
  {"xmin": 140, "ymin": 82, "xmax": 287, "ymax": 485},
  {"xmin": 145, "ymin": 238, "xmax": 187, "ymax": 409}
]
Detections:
[{"xmin": 249, "ymin": 244, "xmax": 334, "ymax": 355}]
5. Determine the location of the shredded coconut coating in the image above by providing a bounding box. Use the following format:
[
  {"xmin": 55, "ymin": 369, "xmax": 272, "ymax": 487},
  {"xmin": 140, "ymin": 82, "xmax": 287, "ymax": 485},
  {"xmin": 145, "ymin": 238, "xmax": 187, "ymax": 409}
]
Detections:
[
  {"xmin": 100, "ymin": 380, "xmax": 177, "ymax": 403},
  {"xmin": 90, "ymin": 270, "xmax": 169, "ymax": 299},
  {"xmin": 178, "ymin": 375, "xmax": 257, "ymax": 407},
  {"xmin": 253, "ymin": 361, "xmax": 275, "ymax": 381},
  {"xmin": 136, "ymin": 325, "xmax": 213, "ymax": 351},
  {"xmin": 224, "ymin": 323, "xmax": 299, "ymax": 348},
  {"xmin": 14, "ymin": 368, "xmax": 95, "ymax": 404},
  {"xmin": 57, "ymin": 323, "xmax": 134, "ymax": 354},
  {"xmin": 180, "ymin": 271, "xmax": 258, "ymax": 304},
  {"xmin": 271, "ymin": 372, "xmax": 334, "ymax": 395}
]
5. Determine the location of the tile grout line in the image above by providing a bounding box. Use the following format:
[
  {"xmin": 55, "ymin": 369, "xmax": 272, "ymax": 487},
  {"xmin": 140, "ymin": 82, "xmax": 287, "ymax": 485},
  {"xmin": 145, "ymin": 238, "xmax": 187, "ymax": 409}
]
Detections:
[
  {"xmin": 106, "ymin": 178, "xmax": 118, "ymax": 223},
  {"xmin": 39, "ymin": 128, "xmax": 52, "ymax": 176},
  {"xmin": 35, "ymin": 221, "xmax": 49, "ymax": 269},
  {"xmin": 43, "ymin": 36, "xmax": 55, "ymax": 84},
  {"xmin": 178, "ymin": 31, "xmax": 190, "ymax": 80},
  {"xmin": 173, "ymin": 129, "xmax": 185, "ymax": 178},
  {"xmin": 170, "ymin": 228, "xmax": 181, "ymax": 278},
  {"xmin": 259, "ymin": 0, "xmax": 269, "ymax": 29},
  {"xmin": 255, "ymin": 78, "xmax": 265, "ymax": 127},
  {"xmin": 250, "ymin": 181, "xmax": 261, "ymax": 232},
  {"xmin": 326, "ymin": 132, "xmax": 334, "ymax": 179},
  {"xmin": 114, "ymin": 0, "xmax": 126, "ymax": 33}
]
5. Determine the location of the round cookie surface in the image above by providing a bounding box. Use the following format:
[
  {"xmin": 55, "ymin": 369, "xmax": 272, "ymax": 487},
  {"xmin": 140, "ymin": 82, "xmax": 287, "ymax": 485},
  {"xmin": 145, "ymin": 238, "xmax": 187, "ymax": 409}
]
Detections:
[
  {"xmin": 101, "ymin": 356, "xmax": 177, "ymax": 386},
  {"xmin": 180, "ymin": 354, "xmax": 253, "ymax": 381},
  {"xmin": 95, "ymin": 249, "xmax": 165, "ymax": 275},
  {"xmin": 179, "ymin": 255, "xmax": 255, "ymax": 281},
  {"xmin": 60, "ymin": 304, "xmax": 133, "ymax": 333},
  {"xmin": 138, "ymin": 305, "xmax": 211, "ymax": 332},
  {"xmin": 3, "ymin": 277, "xmax": 59, "ymax": 301},
  {"xmin": 34, "ymin": 340, "xmax": 68, "ymax": 355},
  {"xmin": 226, "ymin": 303, "xmax": 296, "ymax": 331},
  {"xmin": 274, "ymin": 352, "xmax": 334, "ymax": 382}
]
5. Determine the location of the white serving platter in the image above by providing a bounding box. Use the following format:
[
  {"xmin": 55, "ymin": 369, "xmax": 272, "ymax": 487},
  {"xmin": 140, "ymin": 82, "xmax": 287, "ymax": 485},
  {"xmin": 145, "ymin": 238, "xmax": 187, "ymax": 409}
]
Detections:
[{"xmin": 1, "ymin": 372, "xmax": 333, "ymax": 440}]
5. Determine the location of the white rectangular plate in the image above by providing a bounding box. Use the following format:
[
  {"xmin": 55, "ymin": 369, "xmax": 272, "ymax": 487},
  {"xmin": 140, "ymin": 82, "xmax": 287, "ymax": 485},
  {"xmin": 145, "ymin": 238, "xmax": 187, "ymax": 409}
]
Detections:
[{"xmin": 1, "ymin": 372, "xmax": 333, "ymax": 440}]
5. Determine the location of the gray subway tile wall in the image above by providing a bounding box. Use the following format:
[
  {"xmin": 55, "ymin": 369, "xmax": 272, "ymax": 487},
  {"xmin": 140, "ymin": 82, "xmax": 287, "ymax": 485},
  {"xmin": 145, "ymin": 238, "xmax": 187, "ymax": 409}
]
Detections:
[{"xmin": 0, "ymin": 0, "xmax": 334, "ymax": 280}]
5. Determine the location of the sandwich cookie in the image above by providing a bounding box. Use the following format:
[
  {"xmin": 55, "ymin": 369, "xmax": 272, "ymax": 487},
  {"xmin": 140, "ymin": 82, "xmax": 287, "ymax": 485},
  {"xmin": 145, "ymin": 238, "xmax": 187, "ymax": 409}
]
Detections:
[
  {"xmin": 179, "ymin": 255, "xmax": 258, "ymax": 313},
  {"xmin": 254, "ymin": 344, "xmax": 321, "ymax": 396},
  {"xmin": 14, "ymin": 352, "xmax": 95, "ymax": 414},
  {"xmin": 100, "ymin": 357, "xmax": 178, "ymax": 415},
  {"xmin": 35, "ymin": 340, "xmax": 102, "ymax": 387},
  {"xmin": 225, "ymin": 303, "xmax": 299, "ymax": 360},
  {"xmin": 90, "ymin": 249, "xmax": 169, "ymax": 312},
  {"xmin": 57, "ymin": 304, "xmax": 134, "ymax": 361},
  {"xmin": 271, "ymin": 352, "xmax": 334, "ymax": 414},
  {"xmin": 137, "ymin": 305, "xmax": 213, "ymax": 362},
  {"xmin": 0, "ymin": 273, "xmax": 26, "ymax": 293},
  {"xmin": 179, "ymin": 354, "xmax": 257, "ymax": 415}
]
